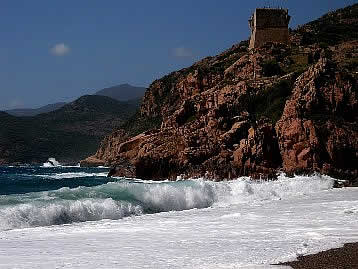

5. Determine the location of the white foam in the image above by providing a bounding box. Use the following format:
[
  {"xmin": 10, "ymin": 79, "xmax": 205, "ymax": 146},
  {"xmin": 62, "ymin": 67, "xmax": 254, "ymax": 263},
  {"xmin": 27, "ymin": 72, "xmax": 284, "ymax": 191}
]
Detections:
[
  {"xmin": 213, "ymin": 173, "xmax": 335, "ymax": 206},
  {"xmin": 0, "ymin": 180, "xmax": 357, "ymax": 268},
  {"xmin": 135, "ymin": 181, "xmax": 215, "ymax": 211}
]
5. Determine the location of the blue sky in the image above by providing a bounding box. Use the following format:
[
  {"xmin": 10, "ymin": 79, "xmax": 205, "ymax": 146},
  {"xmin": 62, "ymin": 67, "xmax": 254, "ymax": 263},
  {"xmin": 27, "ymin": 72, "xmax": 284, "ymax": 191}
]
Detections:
[{"xmin": 1, "ymin": 0, "xmax": 356, "ymax": 110}]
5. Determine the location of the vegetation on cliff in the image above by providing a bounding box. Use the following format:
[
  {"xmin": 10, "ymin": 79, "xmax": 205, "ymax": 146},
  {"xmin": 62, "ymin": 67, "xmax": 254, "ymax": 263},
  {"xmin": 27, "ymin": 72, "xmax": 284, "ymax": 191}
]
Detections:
[{"xmin": 298, "ymin": 4, "xmax": 358, "ymax": 46}]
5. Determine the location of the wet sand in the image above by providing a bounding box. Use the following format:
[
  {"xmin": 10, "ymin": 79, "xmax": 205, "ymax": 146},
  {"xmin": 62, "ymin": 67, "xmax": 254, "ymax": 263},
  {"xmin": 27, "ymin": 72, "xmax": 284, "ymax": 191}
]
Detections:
[{"xmin": 277, "ymin": 242, "xmax": 358, "ymax": 269}]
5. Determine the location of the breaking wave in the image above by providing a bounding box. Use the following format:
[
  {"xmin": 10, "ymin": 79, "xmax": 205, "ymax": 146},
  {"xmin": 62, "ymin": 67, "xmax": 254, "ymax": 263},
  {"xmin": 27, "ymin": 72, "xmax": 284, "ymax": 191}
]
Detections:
[
  {"xmin": 0, "ymin": 174, "xmax": 335, "ymax": 231},
  {"xmin": 42, "ymin": 158, "xmax": 61, "ymax": 167}
]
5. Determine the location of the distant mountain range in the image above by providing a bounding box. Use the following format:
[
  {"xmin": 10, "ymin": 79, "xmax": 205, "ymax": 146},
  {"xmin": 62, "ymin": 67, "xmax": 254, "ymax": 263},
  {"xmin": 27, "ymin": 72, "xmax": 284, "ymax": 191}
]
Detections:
[
  {"xmin": 4, "ymin": 84, "xmax": 146, "ymax": 117},
  {"xmin": 0, "ymin": 93, "xmax": 141, "ymax": 165},
  {"xmin": 6, "ymin": 102, "xmax": 66, "ymax": 117}
]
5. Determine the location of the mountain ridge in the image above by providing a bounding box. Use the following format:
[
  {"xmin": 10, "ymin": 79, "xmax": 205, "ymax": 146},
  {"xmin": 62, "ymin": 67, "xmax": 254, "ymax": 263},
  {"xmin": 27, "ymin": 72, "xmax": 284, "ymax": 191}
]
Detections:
[{"xmin": 3, "ymin": 83, "xmax": 145, "ymax": 117}]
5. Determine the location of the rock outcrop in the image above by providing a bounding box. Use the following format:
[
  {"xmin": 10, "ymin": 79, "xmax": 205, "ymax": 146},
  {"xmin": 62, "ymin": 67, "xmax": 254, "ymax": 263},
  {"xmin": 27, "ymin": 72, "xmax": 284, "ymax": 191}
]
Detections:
[
  {"xmin": 276, "ymin": 58, "xmax": 357, "ymax": 180},
  {"xmin": 83, "ymin": 4, "xmax": 358, "ymax": 182}
]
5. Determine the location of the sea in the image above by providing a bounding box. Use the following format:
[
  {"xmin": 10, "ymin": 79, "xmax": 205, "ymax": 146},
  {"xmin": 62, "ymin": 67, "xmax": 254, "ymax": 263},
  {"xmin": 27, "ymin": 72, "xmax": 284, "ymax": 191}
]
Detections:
[{"xmin": 0, "ymin": 163, "xmax": 357, "ymax": 268}]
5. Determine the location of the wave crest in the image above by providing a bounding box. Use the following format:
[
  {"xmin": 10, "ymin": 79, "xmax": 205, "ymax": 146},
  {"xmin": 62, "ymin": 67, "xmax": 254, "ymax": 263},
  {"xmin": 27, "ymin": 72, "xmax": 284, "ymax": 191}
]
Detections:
[
  {"xmin": 0, "ymin": 199, "xmax": 142, "ymax": 230},
  {"xmin": 0, "ymin": 174, "xmax": 335, "ymax": 230},
  {"xmin": 0, "ymin": 180, "xmax": 216, "ymax": 230}
]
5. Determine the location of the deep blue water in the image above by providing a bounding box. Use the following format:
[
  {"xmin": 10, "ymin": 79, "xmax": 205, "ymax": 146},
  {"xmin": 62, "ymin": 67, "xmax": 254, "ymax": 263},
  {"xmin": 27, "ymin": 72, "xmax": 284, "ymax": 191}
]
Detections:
[{"xmin": 0, "ymin": 166, "xmax": 114, "ymax": 195}]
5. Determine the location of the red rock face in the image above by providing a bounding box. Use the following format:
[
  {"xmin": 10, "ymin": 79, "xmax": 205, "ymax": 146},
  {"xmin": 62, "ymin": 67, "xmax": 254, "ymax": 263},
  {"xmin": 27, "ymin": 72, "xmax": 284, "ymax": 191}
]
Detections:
[
  {"xmin": 83, "ymin": 43, "xmax": 285, "ymax": 179},
  {"xmin": 83, "ymin": 40, "xmax": 357, "ymax": 182},
  {"xmin": 276, "ymin": 58, "xmax": 358, "ymax": 179}
]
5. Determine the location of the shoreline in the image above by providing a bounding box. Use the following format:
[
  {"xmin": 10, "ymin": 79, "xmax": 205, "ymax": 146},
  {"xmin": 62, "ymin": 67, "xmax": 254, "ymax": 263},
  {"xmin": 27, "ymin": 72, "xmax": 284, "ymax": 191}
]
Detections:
[{"xmin": 276, "ymin": 242, "xmax": 358, "ymax": 269}]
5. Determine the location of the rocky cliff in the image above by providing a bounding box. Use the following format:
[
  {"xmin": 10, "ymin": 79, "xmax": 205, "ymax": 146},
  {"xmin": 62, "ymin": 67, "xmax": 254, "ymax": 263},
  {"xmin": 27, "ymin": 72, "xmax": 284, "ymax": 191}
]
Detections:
[{"xmin": 82, "ymin": 4, "xmax": 358, "ymax": 182}]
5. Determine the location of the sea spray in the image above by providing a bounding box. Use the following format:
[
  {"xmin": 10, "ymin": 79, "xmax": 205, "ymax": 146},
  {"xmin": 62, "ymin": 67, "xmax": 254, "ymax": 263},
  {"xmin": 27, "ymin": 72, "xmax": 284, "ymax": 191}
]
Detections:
[
  {"xmin": 214, "ymin": 173, "xmax": 335, "ymax": 206},
  {"xmin": 42, "ymin": 158, "xmax": 61, "ymax": 167}
]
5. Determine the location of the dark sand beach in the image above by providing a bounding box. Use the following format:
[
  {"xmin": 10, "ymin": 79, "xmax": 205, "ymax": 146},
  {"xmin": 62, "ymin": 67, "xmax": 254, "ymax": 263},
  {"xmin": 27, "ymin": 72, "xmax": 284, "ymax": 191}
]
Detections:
[{"xmin": 278, "ymin": 242, "xmax": 358, "ymax": 269}]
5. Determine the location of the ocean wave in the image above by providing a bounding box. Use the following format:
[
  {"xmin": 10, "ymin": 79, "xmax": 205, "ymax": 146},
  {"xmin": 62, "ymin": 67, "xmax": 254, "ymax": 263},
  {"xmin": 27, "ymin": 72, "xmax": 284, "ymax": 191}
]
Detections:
[
  {"xmin": 0, "ymin": 199, "xmax": 142, "ymax": 230},
  {"xmin": 0, "ymin": 174, "xmax": 335, "ymax": 230},
  {"xmin": 0, "ymin": 180, "xmax": 215, "ymax": 230}
]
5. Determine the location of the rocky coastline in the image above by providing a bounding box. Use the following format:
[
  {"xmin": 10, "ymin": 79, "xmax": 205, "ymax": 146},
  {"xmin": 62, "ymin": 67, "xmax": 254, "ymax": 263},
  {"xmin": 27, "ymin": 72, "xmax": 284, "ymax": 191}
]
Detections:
[{"xmin": 81, "ymin": 5, "xmax": 358, "ymax": 183}]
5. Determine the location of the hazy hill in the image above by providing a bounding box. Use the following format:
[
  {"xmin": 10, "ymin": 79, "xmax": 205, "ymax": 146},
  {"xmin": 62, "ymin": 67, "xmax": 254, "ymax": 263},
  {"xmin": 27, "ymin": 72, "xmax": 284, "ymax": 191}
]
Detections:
[
  {"xmin": 3, "ymin": 83, "xmax": 146, "ymax": 117},
  {"xmin": 95, "ymin": 84, "xmax": 146, "ymax": 101},
  {"xmin": 0, "ymin": 111, "xmax": 10, "ymax": 118},
  {"xmin": 5, "ymin": 102, "xmax": 66, "ymax": 117},
  {"xmin": 0, "ymin": 95, "xmax": 137, "ymax": 165}
]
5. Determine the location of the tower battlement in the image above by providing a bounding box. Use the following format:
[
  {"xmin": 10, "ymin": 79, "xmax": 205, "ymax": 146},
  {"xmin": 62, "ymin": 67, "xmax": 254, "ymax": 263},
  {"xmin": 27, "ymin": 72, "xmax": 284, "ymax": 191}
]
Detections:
[{"xmin": 249, "ymin": 8, "xmax": 291, "ymax": 49}]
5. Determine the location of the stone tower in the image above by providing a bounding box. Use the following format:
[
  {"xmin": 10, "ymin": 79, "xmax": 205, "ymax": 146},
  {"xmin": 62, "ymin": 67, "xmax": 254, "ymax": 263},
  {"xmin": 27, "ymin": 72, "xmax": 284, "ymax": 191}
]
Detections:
[{"xmin": 249, "ymin": 8, "xmax": 291, "ymax": 49}]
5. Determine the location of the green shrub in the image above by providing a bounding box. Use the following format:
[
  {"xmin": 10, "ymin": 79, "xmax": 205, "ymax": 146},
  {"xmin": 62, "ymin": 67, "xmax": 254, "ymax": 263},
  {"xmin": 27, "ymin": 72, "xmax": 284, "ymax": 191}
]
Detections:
[
  {"xmin": 262, "ymin": 60, "xmax": 283, "ymax": 77},
  {"xmin": 249, "ymin": 80, "xmax": 293, "ymax": 123},
  {"xmin": 318, "ymin": 42, "xmax": 329, "ymax": 49},
  {"xmin": 121, "ymin": 110, "xmax": 162, "ymax": 137}
]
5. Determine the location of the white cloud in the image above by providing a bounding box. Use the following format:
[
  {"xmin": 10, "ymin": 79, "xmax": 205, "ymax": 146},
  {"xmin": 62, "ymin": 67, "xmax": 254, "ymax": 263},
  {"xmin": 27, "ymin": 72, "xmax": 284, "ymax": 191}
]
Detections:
[
  {"xmin": 50, "ymin": 43, "xmax": 70, "ymax": 56},
  {"xmin": 172, "ymin": 47, "xmax": 194, "ymax": 58}
]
